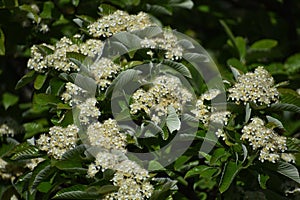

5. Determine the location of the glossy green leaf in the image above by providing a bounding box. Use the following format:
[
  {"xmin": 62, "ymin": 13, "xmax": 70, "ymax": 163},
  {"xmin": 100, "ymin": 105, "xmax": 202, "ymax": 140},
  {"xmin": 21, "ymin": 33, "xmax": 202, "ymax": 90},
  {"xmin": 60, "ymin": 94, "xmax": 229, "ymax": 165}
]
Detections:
[
  {"xmin": 29, "ymin": 160, "xmax": 54, "ymax": 192},
  {"xmin": 33, "ymin": 93, "xmax": 61, "ymax": 106},
  {"xmin": 268, "ymin": 103, "xmax": 300, "ymax": 113},
  {"xmin": 34, "ymin": 74, "xmax": 48, "ymax": 90},
  {"xmin": 8, "ymin": 142, "xmax": 40, "ymax": 160},
  {"xmin": 0, "ymin": 28, "xmax": 5, "ymax": 55},
  {"xmin": 285, "ymin": 53, "xmax": 300, "ymax": 73},
  {"xmin": 250, "ymin": 39, "xmax": 277, "ymax": 51},
  {"xmin": 258, "ymin": 174, "xmax": 269, "ymax": 189},
  {"xmin": 185, "ymin": 165, "xmax": 215, "ymax": 179},
  {"xmin": 235, "ymin": 36, "xmax": 246, "ymax": 61},
  {"xmin": 276, "ymin": 161, "xmax": 300, "ymax": 184},
  {"xmin": 15, "ymin": 70, "xmax": 36, "ymax": 89},
  {"xmin": 227, "ymin": 58, "xmax": 247, "ymax": 73},
  {"xmin": 53, "ymin": 185, "xmax": 100, "ymax": 199},
  {"xmin": 2, "ymin": 92, "xmax": 19, "ymax": 110},
  {"xmin": 146, "ymin": 4, "xmax": 172, "ymax": 15},
  {"xmin": 169, "ymin": 0, "xmax": 194, "ymax": 9},
  {"xmin": 148, "ymin": 160, "xmax": 165, "ymax": 171},
  {"xmin": 162, "ymin": 60, "xmax": 192, "ymax": 78},
  {"xmin": 37, "ymin": 182, "xmax": 52, "ymax": 193},
  {"xmin": 40, "ymin": 1, "xmax": 54, "ymax": 19},
  {"xmin": 219, "ymin": 161, "xmax": 242, "ymax": 193}
]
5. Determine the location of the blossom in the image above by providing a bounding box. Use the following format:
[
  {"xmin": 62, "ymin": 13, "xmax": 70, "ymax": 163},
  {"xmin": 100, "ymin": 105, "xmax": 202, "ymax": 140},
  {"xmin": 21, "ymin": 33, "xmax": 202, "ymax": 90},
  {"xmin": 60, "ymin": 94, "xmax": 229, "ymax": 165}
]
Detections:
[
  {"xmin": 130, "ymin": 75, "xmax": 193, "ymax": 123},
  {"xmin": 78, "ymin": 98, "xmax": 101, "ymax": 125},
  {"xmin": 141, "ymin": 30, "xmax": 183, "ymax": 60},
  {"xmin": 36, "ymin": 125, "xmax": 79, "ymax": 159},
  {"xmin": 61, "ymin": 82, "xmax": 87, "ymax": 106},
  {"xmin": 87, "ymin": 119, "xmax": 127, "ymax": 152},
  {"xmin": 0, "ymin": 118, "xmax": 19, "ymax": 137},
  {"xmin": 88, "ymin": 10, "xmax": 154, "ymax": 38},
  {"xmin": 104, "ymin": 160, "xmax": 153, "ymax": 200},
  {"xmin": 89, "ymin": 58, "xmax": 122, "ymax": 90},
  {"xmin": 228, "ymin": 66, "xmax": 279, "ymax": 106},
  {"xmin": 27, "ymin": 44, "xmax": 53, "ymax": 72},
  {"xmin": 241, "ymin": 117, "xmax": 287, "ymax": 163}
]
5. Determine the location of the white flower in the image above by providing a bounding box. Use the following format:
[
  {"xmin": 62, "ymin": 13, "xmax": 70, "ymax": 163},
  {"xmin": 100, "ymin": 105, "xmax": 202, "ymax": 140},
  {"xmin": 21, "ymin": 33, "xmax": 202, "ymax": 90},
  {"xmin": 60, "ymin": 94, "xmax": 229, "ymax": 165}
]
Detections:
[
  {"xmin": 78, "ymin": 98, "xmax": 101, "ymax": 125},
  {"xmin": 87, "ymin": 119, "xmax": 126, "ymax": 152},
  {"xmin": 36, "ymin": 125, "xmax": 79, "ymax": 159},
  {"xmin": 88, "ymin": 10, "xmax": 154, "ymax": 38},
  {"xmin": 228, "ymin": 66, "xmax": 279, "ymax": 106},
  {"xmin": 241, "ymin": 117, "xmax": 287, "ymax": 163}
]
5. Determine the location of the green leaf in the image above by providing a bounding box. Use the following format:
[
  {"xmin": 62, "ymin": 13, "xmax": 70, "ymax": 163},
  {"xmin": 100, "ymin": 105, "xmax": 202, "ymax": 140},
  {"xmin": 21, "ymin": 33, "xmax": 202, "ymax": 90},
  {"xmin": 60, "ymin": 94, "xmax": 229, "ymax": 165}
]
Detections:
[
  {"xmin": 34, "ymin": 74, "xmax": 48, "ymax": 90},
  {"xmin": 235, "ymin": 37, "xmax": 246, "ymax": 61},
  {"xmin": 278, "ymin": 88, "xmax": 300, "ymax": 107},
  {"xmin": 96, "ymin": 185, "xmax": 119, "ymax": 194},
  {"xmin": 219, "ymin": 161, "xmax": 243, "ymax": 193},
  {"xmin": 266, "ymin": 115, "xmax": 285, "ymax": 130},
  {"xmin": 114, "ymin": 32, "xmax": 142, "ymax": 50},
  {"xmin": 162, "ymin": 60, "xmax": 192, "ymax": 78},
  {"xmin": 40, "ymin": 1, "xmax": 54, "ymax": 19},
  {"xmin": 61, "ymin": 144, "xmax": 86, "ymax": 160},
  {"xmin": 52, "ymin": 160, "xmax": 85, "ymax": 172},
  {"xmin": 33, "ymin": 93, "xmax": 61, "ymax": 106},
  {"xmin": 275, "ymin": 161, "xmax": 300, "ymax": 184},
  {"xmin": 72, "ymin": 0, "xmax": 80, "ymax": 7},
  {"xmin": 174, "ymin": 155, "xmax": 191, "ymax": 171},
  {"xmin": 8, "ymin": 142, "xmax": 40, "ymax": 160},
  {"xmin": 169, "ymin": 0, "xmax": 194, "ymax": 9},
  {"xmin": 146, "ymin": 4, "xmax": 172, "ymax": 15},
  {"xmin": 210, "ymin": 148, "xmax": 231, "ymax": 166},
  {"xmin": 185, "ymin": 165, "xmax": 215, "ymax": 179},
  {"xmin": 258, "ymin": 174, "xmax": 269, "ymax": 189},
  {"xmin": 0, "ymin": 28, "xmax": 5, "ymax": 55},
  {"xmin": 37, "ymin": 182, "xmax": 52, "ymax": 193},
  {"xmin": 250, "ymin": 39, "xmax": 278, "ymax": 51},
  {"xmin": 166, "ymin": 106, "xmax": 181, "ymax": 133},
  {"xmin": 15, "ymin": 70, "xmax": 36, "ymax": 89},
  {"xmin": 24, "ymin": 121, "xmax": 48, "ymax": 139},
  {"xmin": 2, "ymin": 92, "xmax": 19, "ymax": 110},
  {"xmin": 19, "ymin": 4, "xmax": 41, "ymax": 24},
  {"xmin": 47, "ymin": 78, "xmax": 65, "ymax": 96},
  {"xmin": 183, "ymin": 52, "xmax": 208, "ymax": 62},
  {"xmin": 230, "ymin": 66, "xmax": 241, "ymax": 81},
  {"xmin": 148, "ymin": 160, "xmax": 165, "ymax": 171},
  {"xmin": 285, "ymin": 53, "xmax": 300, "ymax": 74},
  {"xmin": 53, "ymin": 185, "xmax": 100, "ymax": 199},
  {"xmin": 29, "ymin": 160, "xmax": 54, "ymax": 192},
  {"xmin": 286, "ymin": 138, "xmax": 300, "ymax": 152},
  {"xmin": 227, "ymin": 58, "xmax": 247, "ymax": 73},
  {"xmin": 268, "ymin": 103, "xmax": 300, "ymax": 113}
]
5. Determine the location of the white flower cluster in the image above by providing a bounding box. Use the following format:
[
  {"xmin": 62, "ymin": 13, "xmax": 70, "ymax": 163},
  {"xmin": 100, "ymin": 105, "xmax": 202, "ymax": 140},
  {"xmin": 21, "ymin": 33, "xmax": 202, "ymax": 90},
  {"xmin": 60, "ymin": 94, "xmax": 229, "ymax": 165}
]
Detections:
[
  {"xmin": 191, "ymin": 89, "xmax": 230, "ymax": 140},
  {"xmin": 88, "ymin": 10, "xmax": 154, "ymax": 38},
  {"xmin": 241, "ymin": 117, "xmax": 287, "ymax": 163},
  {"xmin": 36, "ymin": 125, "xmax": 79, "ymax": 159},
  {"xmin": 86, "ymin": 118, "xmax": 153, "ymax": 199},
  {"xmin": 130, "ymin": 75, "xmax": 193, "ymax": 124},
  {"xmin": 0, "ymin": 118, "xmax": 18, "ymax": 137},
  {"xmin": 89, "ymin": 58, "xmax": 122, "ymax": 90},
  {"xmin": 25, "ymin": 158, "xmax": 45, "ymax": 170},
  {"xmin": 87, "ymin": 119, "xmax": 127, "ymax": 152},
  {"xmin": 0, "ymin": 158, "xmax": 22, "ymax": 181},
  {"xmin": 141, "ymin": 30, "xmax": 183, "ymax": 60},
  {"xmin": 228, "ymin": 66, "xmax": 279, "ymax": 106},
  {"xmin": 61, "ymin": 82, "xmax": 87, "ymax": 106},
  {"xmin": 105, "ymin": 160, "xmax": 153, "ymax": 200},
  {"xmin": 28, "ymin": 37, "xmax": 104, "ymax": 72},
  {"xmin": 192, "ymin": 89, "xmax": 230, "ymax": 126},
  {"xmin": 281, "ymin": 153, "xmax": 296, "ymax": 163},
  {"xmin": 78, "ymin": 98, "xmax": 101, "ymax": 125}
]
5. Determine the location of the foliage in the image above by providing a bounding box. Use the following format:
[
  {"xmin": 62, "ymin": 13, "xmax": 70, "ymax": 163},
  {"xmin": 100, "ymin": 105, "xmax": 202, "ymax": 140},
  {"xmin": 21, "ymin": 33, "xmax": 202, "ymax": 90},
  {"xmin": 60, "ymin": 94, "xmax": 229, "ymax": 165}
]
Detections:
[{"xmin": 1, "ymin": 0, "xmax": 300, "ymax": 200}]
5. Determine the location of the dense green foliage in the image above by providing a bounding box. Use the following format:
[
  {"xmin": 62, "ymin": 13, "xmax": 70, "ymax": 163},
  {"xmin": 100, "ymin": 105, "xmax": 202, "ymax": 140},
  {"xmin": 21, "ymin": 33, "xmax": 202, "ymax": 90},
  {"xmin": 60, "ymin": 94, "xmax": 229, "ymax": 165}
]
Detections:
[{"xmin": 1, "ymin": 0, "xmax": 300, "ymax": 199}]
